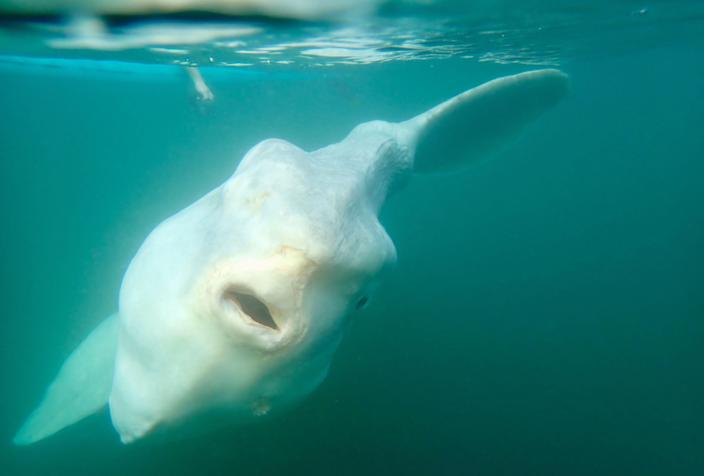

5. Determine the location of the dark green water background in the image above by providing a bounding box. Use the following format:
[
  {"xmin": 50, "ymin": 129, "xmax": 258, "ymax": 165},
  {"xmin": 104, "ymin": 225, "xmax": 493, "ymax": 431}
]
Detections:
[{"xmin": 1, "ymin": 20, "xmax": 703, "ymax": 476}]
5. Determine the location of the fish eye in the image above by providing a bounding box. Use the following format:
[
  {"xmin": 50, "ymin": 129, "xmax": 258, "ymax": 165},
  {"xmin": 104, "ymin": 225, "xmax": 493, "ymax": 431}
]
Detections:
[
  {"xmin": 355, "ymin": 296, "xmax": 369, "ymax": 310},
  {"xmin": 223, "ymin": 289, "xmax": 278, "ymax": 331}
]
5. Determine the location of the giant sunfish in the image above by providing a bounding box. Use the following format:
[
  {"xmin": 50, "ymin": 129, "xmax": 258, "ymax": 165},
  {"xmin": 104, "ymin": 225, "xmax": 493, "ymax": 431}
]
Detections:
[{"xmin": 14, "ymin": 69, "xmax": 569, "ymax": 445}]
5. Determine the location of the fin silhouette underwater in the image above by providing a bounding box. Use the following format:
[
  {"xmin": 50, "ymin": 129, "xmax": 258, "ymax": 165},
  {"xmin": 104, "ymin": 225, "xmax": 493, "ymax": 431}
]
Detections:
[
  {"xmin": 14, "ymin": 315, "xmax": 118, "ymax": 445},
  {"xmin": 14, "ymin": 69, "xmax": 569, "ymax": 445}
]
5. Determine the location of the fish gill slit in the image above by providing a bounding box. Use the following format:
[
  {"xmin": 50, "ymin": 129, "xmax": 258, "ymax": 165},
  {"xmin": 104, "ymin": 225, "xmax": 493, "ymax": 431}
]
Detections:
[{"xmin": 224, "ymin": 289, "xmax": 279, "ymax": 331}]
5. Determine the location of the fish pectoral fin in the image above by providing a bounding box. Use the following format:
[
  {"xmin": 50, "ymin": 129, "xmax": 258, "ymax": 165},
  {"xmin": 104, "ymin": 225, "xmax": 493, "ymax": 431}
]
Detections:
[
  {"xmin": 13, "ymin": 314, "xmax": 119, "ymax": 445},
  {"xmin": 405, "ymin": 69, "xmax": 569, "ymax": 172}
]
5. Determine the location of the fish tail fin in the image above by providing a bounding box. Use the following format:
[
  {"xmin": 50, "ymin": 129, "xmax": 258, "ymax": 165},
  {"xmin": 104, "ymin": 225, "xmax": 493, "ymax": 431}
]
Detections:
[
  {"xmin": 13, "ymin": 314, "xmax": 119, "ymax": 445},
  {"xmin": 403, "ymin": 69, "xmax": 569, "ymax": 172}
]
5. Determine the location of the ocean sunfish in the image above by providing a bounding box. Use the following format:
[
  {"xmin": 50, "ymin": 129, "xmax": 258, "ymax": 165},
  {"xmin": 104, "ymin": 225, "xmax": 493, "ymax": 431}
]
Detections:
[{"xmin": 14, "ymin": 69, "xmax": 569, "ymax": 445}]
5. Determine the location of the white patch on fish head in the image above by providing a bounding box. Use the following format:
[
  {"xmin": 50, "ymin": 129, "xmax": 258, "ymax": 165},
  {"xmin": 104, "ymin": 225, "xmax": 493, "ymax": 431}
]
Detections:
[{"xmin": 110, "ymin": 138, "xmax": 397, "ymax": 443}]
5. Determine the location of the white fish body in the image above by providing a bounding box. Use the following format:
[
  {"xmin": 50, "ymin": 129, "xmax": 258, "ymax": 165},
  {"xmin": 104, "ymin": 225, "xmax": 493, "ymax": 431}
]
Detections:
[{"xmin": 14, "ymin": 69, "xmax": 569, "ymax": 445}]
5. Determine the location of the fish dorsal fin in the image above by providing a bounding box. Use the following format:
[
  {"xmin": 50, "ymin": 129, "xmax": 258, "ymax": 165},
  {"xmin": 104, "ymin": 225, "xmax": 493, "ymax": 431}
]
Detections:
[
  {"xmin": 13, "ymin": 314, "xmax": 119, "ymax": 445},
  {"xmin": 403, "ymin": 69, "xmax": 569, "ymax": 172}
]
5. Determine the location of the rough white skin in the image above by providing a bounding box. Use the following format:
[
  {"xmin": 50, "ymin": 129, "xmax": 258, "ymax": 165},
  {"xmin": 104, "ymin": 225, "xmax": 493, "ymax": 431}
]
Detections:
[
  {"xmin": 111, "ymin": 127, "xmax": 408, "ymax": 442},
  {"xmin": 13, "ymin": 69, "xmax": 569, "ymax": 445}
]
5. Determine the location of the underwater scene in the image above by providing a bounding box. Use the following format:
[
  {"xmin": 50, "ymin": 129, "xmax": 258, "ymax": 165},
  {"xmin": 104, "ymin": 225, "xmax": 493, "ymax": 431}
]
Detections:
[{"xmin": 1, "ymin": 0, "xmax": 703, "ymax": 475}]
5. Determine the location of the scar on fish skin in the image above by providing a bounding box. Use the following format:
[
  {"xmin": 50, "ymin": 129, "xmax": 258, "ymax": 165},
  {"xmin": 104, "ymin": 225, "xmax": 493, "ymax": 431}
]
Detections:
[{"xmin": 244, "ymin": 191, "xmax": 271, "ymax": 210}]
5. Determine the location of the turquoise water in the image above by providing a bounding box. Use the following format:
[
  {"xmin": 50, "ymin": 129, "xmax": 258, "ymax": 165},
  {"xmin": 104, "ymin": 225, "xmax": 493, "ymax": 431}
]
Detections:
[{"xmin": 1, "ymin": 1, "xmax": 703, "ymax": 475}]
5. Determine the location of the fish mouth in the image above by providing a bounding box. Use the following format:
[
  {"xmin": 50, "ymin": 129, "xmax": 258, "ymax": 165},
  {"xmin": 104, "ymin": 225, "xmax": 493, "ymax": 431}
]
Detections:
[
  {"xmin": 222, "ymin": 287, "xmax": 280, "ymax": 331},
  {"xmin": 205, "ymin": 246, "xmax": 317, "ymax": 347}
]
